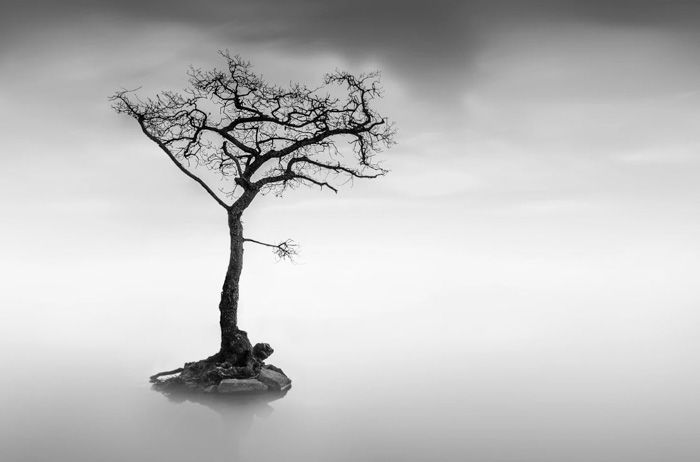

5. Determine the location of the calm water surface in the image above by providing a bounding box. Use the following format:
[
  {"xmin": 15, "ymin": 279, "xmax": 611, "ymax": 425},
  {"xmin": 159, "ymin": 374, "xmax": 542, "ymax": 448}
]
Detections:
[
  {"xmin": 2, "ymin": 340, "xmax": 699, "ymax": 462},
  {"xmin": 3, "ymin": 233, "xmax": 700, "ymax": 461}
]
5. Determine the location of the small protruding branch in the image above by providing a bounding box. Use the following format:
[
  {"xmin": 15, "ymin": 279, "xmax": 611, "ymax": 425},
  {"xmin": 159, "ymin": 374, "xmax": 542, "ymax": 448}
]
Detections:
[
  {"xmin": 243, "ymin": 238, "xmax": 299, "ymax": 261},
  {"xmin": 293, "ymin": 174, "xmax": 339, "ymax": 193}
]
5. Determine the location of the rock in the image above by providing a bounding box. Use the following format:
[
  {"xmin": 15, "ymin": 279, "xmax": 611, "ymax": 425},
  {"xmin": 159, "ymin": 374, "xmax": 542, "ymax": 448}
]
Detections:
[
  {"xmin": 257, "ymin": 368, "xmax": 292, "ymax": 392},
  {"xmin": 253, "ymin": 343, "xmax": 274, "ymax": 361},
  {"xmin": 217, "ymin": 378, "xmax": 268, "ymax": 393},
  {"xmin": 263, "ymin": 364, "xmax": 286, "ymax": 376}
]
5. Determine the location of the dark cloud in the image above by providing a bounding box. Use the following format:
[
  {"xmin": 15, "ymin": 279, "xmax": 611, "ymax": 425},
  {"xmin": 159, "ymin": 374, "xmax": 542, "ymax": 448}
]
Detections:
[
  {"xmin": 3, "ymin": 0, "xmax": 700, "ymax": 103},
  {"xmin": 2, "ymin": 1, "xmax": 473, "ymax": 83}
]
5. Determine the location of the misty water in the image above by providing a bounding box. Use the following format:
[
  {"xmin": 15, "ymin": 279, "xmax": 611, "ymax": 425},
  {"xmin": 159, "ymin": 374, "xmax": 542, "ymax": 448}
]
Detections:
[
  {"xmin": 4, "ymin": 337, "xmax": 700, "ymax": 462},
  {"xmin": 3, "ymin": 276, "xmax": 700, "ymax": 462},
  {"xmin": 3, "ymin": 188, "xmax": 700, "ymax": 462}
]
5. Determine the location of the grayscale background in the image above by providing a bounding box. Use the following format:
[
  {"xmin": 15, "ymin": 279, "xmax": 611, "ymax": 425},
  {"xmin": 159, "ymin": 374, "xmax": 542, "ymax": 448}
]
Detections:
[{"xmin": 2, "ymin": 1, "xmax": 700, "ymax": 461}]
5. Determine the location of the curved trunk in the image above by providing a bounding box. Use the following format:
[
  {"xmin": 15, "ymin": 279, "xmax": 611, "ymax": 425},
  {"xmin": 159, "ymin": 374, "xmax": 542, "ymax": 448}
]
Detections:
[{"xmin": 218, "ymin": 210, "xmax": 250, "ymax": 362}]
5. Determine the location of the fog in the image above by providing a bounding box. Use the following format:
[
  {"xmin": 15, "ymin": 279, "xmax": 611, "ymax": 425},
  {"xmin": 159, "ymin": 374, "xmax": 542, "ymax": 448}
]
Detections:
[
  {"xmin": 3, "ymin": 196, "xmax": 700, "ymax": 460},
  {"xmin": 2, "ymin": 1, "xmax": 700, "ymax": 460}
]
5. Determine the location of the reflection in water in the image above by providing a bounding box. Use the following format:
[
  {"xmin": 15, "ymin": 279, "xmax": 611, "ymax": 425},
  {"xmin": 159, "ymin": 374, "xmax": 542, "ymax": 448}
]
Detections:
[
  {"xmin": 0, "ymin": 361, "xmax": 302, "ymax": 462},
  {"xmin": 1, "ymin": 352, "xmax": 700, "ymax": 462},
  {"xmin": 154, "ymin": 386, "xmax": 287, "ymax": 460}
]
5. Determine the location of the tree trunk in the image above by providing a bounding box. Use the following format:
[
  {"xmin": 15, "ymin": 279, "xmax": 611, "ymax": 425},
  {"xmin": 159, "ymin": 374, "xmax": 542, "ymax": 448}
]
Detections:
[{"xmin": 218, "ymin": 210, "xmax": 252, "ymax": 364}]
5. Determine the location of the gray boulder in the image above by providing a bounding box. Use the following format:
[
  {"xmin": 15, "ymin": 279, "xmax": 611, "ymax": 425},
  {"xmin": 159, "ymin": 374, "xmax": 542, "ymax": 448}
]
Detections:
[
  {"xmin": 257, "ymin": 368, "xmax": 292, "ymax": 392},
  {"xmin": 217, "ymin": 378, "xmax": 268, "ymax": 393}
]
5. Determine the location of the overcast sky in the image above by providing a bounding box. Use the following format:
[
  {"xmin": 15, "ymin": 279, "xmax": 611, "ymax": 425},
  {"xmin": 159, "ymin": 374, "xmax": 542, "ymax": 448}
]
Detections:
[
  {"xmin": 2, "ymin": 0, "xmax": 700, "ymax": 209},
  {"xmin": 2, "ymin": 0, "xmax": 700, "ymax": 384}
]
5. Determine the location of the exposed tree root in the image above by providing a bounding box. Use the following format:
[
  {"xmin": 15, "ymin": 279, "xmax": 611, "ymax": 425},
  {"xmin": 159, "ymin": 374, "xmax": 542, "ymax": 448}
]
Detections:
[
  {"xmin": 149, "ymin": 368, "xmax": 184, "ymax": 382},
  {"xmin": 150, "ymin": 339, "xmax": 280, "ymax": 393}
]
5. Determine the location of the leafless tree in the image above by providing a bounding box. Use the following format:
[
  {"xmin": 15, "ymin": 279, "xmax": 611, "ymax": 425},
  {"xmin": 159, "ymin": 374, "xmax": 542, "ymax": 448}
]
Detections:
[{"xmin": 111, "ymin": 51, "xmax": 395, "ymax": 367}]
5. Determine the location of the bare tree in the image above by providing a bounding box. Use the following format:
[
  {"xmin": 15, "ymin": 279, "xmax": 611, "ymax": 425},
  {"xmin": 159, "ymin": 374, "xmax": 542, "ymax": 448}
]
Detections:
[{"xmin": 111, "ymin": 52, "xmax": 394, "ymax": 379}]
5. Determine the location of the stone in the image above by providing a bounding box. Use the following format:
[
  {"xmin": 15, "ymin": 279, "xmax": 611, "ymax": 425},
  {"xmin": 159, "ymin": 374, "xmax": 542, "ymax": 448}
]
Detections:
[
  {"xmin": 264, "ymin": 364, "xmax": 286, "ymax": 375},
  {"xmin": 217, "ymin": 378, "xmax": 268, "ymax": 393},
  {"xmin": 253, "ymin": 343, "xmax": 274, "ymax": 361},
  {"xmin": 257, "ymin": 368, "xmax": 292, "ymax": 392}
]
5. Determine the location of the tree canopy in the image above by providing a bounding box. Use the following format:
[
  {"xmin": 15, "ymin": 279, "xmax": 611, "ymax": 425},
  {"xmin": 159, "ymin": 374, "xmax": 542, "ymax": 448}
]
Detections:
[{"xmin": 111, "ymin": 51, "xmax": 395, "ymax": 213}]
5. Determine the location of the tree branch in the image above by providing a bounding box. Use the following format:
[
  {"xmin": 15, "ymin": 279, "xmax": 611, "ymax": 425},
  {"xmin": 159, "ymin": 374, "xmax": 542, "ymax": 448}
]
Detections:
[
  {"xmin": 243, "ymin": 238, "xmax": 298, "ymax": 260},
  {"xmin": 111, "ymin": 52, "xmax": 395, "ymax": 212},
  {"xmin": 222, "ymin": 142, "xmax": 244, "ymax": 177},
  {"xmin": 137, "ymin": 116, "xmax": 231, "ymax": 209}
]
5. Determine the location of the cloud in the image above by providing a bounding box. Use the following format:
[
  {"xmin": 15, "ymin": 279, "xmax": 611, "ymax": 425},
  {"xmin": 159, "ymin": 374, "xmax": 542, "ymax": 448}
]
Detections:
[
  {"xmin": 2, "ymin": 0, "xmax": 700, "ymax": 221},
  {"xmin": 4, "ymin": 0, "xmax": 699, "ymax": 107}
]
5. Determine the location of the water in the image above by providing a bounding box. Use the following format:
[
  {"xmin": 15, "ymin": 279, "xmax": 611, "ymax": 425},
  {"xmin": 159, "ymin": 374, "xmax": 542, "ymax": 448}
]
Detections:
[
  {"xmin": 2, "ymin": 203, "xmax": 700, "ymax": 461},
  {"xmin": 3, "ymin": 315, "xmax": 699, "ymax": 462}
]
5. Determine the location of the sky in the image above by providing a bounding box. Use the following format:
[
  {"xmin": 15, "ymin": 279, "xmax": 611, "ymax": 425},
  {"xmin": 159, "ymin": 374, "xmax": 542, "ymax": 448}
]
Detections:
[
  {"xmin": 1, "ymin": 2, "xmax": 700, "ymax": 457},
  {"xmin": 3, "ymin": 0, "xmax": 700, "ymax": 207},
  {"xmin": 1, "ymin": 0, "xmax": 699, "ymax": 344}
]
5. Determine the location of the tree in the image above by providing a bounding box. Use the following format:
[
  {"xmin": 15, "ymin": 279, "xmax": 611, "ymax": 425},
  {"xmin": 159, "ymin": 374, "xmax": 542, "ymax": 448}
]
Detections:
[{"xmin": 111, "ymin": 52, "xmax": 395, "ymax": 384}]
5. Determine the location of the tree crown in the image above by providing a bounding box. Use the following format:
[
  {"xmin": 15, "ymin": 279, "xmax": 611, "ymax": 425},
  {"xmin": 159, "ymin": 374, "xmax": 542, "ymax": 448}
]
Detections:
[{"xmin": 111, "ymin": 51, "xmax": 395, "ymax": 212}]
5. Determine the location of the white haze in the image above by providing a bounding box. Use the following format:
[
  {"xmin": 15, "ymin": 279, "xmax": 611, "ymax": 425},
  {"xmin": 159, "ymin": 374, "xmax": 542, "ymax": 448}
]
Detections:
[{"xmin": 2, "ymin": 9, "xmax": 700, "ymax": 462}]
